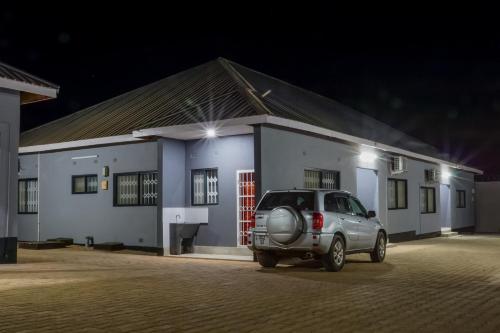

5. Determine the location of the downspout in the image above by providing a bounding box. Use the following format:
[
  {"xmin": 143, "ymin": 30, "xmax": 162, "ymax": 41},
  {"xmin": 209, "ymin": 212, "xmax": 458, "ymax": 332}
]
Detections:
[
  {"xmin": 37, "ymin": 152, "xmax": 40, "ymax": 242},
  {"xmin": 0, "ymin": 122, "xmax": 11, "ymax": 239}
]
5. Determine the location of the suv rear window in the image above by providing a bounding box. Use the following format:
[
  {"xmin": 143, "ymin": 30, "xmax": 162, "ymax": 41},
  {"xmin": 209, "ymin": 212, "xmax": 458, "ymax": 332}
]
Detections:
[{"xmin": 257, "ymin": 192, "xmax": 314, "ymax": 211}]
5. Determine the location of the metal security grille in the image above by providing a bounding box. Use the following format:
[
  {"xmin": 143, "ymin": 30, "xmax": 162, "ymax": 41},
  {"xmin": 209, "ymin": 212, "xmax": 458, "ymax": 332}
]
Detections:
[
  {"xmin": 87, "ymin": 175, "xmax": 98, "ymax": 193},
  {"xmin": 116, "ymin": 174, "xmax": 139, "ymax": 205},
  {"xmin": 191, "ymin": 169, "xmax": 218, "ymax": 205},
  {"xmin": 237, "ymin": 170, "xmax": 255, "ymax": 245},
  {"xmin": 304, "ymin": 169, "xmax": 340, "ymax": 190},
  {"xmin": 206, "ymin": 169, "xmax": 218, "ymax": 204},
  {"xmin": 115, "ymin": 171, "xmax": 158, "ymax": 206},
  {"xmin": 304, "ymin": 170, "xmax": 321, "ymax": 188},
  {"xmin": 321, "ymin": 171, "xmax": 338, "ymax": 189},
  {"xmin": 192, "ymin": 171, "xmax": 205, "ymax": 205},
  {"xmin": 140, "ymin": 172, "xmax": 158, "ymax": 205},
  {"xmin": 19, "ymin": 179, "xmax": 38, "ymax": 213}
]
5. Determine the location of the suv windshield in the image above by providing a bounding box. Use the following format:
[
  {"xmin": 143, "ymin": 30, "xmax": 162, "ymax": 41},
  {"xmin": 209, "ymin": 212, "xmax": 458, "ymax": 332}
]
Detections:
[{"xmin": 258, "ymin": 192, "xmax": 314, "ymax": 211}]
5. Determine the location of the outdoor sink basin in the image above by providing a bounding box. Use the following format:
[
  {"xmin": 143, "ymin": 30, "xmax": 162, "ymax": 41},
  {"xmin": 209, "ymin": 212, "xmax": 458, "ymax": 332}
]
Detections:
[{"xmin": 169, "ymin": 223, "xmax": 201, "ymax": 255}]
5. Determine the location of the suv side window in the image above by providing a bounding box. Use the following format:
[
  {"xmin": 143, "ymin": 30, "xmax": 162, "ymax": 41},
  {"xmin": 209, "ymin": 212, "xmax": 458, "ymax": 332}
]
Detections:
[
  {"xmin": 324, "ymin": 194, "xmax": 351, "ymax": 214},
  {"xmin": 348, "ymin": 197, "xmax": 368, "ymax": 217}
]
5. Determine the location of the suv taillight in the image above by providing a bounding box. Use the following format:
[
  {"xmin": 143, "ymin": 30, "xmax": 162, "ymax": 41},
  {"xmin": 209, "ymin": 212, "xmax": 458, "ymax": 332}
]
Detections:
[{"xmin": 312, "ymin": 212, "xmax": 324, "ymax": 230}]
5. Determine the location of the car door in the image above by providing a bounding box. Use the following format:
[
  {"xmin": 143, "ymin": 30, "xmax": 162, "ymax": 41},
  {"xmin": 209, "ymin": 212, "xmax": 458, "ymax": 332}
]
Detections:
[
  {"xmin": 325, "ymin": 194, "xmax": 360, "ymax": 250},
  {"xmin": 348, "ymin": 196, "xmax": 377, "ymax": 249}
]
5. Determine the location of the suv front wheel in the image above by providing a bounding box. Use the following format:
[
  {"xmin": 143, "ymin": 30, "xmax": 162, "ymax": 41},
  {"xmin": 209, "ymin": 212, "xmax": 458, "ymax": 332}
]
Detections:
[
  {"xmin": 322, "ymin": 235, "xmax": 346, "ymax": 272},
  {"xmin": 256, "ymin": 251, "xmax": 279, "ymax": 268}
]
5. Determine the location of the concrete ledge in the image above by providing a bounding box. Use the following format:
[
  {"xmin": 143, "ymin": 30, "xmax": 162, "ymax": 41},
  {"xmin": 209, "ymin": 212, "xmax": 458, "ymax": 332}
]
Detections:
[
  {"xmin": 94, "ymin": 242, "xmax": 125, "ymax": 251},
  {"xmin": 192, "ymin": 245, "xmax": 253, "ymax": 256},
  {"xmin": 389, "ymin": 230, "xmax": 442, "ymax": 243},
  {"xmin": 19, "ymin": 241, "xmax": 66, "ymax": 250},
  {"xmin": 47, "ymin": 237, "xmax": 74, "ymax": 245}
]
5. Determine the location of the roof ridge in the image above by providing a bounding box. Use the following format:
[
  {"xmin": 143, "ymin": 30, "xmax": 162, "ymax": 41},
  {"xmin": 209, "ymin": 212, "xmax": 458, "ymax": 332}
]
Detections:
[
  {"xmin": 0, "ymin": 60, "xmax": 59, "ymax": 89},
  {"xmin": 217, "ymin": 58, "xmax": 273, "ymax": 116}
]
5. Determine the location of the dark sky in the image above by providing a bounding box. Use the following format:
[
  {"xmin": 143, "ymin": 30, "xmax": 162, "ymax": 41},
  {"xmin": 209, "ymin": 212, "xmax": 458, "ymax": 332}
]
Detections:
[{"xmin": 1, "ymin": 5, "xmax": 499, "ymax": 174}]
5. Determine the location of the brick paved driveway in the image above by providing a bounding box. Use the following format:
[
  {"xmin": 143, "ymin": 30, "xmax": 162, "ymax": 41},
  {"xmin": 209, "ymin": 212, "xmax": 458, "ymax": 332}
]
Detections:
[{"xmin": 2, "ymin": 235, "xmax": 500, "ymax": 332}]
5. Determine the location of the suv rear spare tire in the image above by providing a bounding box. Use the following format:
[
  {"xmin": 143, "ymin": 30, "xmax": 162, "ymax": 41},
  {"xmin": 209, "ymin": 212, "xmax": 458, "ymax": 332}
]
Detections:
[{"xmin": 267, "ymin": 206, "xmax": 305, "ymax": 245}]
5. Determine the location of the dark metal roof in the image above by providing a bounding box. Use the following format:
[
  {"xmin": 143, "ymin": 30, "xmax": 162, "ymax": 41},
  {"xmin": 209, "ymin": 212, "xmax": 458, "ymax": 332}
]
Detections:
[
  {"xmin": 20, "ymin": 57, "xmax": 439, "ymax": 158},
  {"xmin": 0, "ymin": 61, "xmax": 59, "ymax": 89}
]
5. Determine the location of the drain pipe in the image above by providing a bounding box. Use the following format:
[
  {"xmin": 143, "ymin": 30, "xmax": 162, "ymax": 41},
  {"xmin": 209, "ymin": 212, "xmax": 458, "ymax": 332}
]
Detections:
[
  {"xmin": 37, "ymin": 152, "xmax": 40, "ymax": 242},
  {"xmin": 0, "ymin": 122, "xmax": 11, "ymax": 239}
]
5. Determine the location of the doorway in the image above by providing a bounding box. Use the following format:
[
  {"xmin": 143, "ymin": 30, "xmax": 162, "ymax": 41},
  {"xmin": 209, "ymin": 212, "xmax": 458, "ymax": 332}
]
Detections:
[
  {"xmin": 440, "ymin": 184, "xmax": 451, "ymax": 230},
  {"xmin": 356, "ymin": 168, "xmax": 379, "ymax": 213},
  {"xmin": 236, "ymin": 170, "xmax": 255, "ymax": 246}
]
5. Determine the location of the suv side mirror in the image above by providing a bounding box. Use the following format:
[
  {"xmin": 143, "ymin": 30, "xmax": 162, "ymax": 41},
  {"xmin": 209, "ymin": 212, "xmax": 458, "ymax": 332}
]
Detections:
[{"xmin": 367, "ymin": 210, "xmax": 376, "ymax": 218}]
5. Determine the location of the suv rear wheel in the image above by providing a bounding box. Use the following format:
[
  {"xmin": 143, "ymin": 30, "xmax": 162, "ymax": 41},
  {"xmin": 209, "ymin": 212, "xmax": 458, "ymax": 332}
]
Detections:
[
  {"xmin": 257, "ymin": 251, "xmax": 278, "ymax": 268},
  {"xmin": 322, "ymin": 235, "xmax": 346, "ymax": 272},
  {"xmin": 370, "ymin": 232, "xmax": 386, "ymax": 263}
]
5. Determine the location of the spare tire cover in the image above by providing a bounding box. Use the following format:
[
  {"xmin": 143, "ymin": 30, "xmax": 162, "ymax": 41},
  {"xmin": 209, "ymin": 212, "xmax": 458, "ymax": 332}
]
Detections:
[{"xmin": 267, "ymin": 206, "xmax": 304, "ymax": 245}]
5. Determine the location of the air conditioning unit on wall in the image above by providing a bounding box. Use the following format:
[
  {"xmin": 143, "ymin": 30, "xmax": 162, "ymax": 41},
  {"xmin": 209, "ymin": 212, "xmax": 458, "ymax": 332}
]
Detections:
[
  {"xmin": 425, "ymin": 169, "xmax": 440, "ymax": 183},
  {"xmin": 389, "ymin": 156, "xmax": 408, "ymax": 174}
]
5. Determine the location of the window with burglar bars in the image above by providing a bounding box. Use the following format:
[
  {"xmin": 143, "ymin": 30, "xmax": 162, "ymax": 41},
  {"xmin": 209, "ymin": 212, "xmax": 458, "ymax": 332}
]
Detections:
[
  {"xmin": 237, "ymin": 171, "xmax": 255, "ymax": 245},
  {"xmin": 192, "ymin": 168, "xmax": 218, "ymax": 205},
  {"xmin": 304, "ymin": 169, "xmax": 340, "ymax": 190},
  {"xmin": 114, "ymin": 171, "xmax": 158, "ymax": 206},
  {"xmin": 19, "ymin": 179, "xmax": 38, "ymax": 214},
  {"xmin": 72, "ymin": 175, "xmax": 98, "ymax": 194}
]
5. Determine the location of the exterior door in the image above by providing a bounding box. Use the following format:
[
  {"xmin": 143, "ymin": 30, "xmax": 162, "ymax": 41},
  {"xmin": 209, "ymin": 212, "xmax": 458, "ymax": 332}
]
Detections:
[
  {"xmin": 237, "ymin": 170, "xmax": 255, "ymax": 246},
  {"xmin": 440, "ymin": 184, "xmax": 451, "ymax": 230},
  {"xmin": 348, "ymin": 196, "xmax": 377, "ymax": 249}
]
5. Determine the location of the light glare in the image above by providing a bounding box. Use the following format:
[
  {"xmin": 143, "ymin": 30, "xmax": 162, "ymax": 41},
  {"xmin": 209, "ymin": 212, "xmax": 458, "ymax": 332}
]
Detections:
[
  {"xmin": 206, "ymin": 128, "xmax": 216, "ymax": 138},
  {"xmin": 359, "ymin": 151, "xmax": 378, "ymax": 163}
]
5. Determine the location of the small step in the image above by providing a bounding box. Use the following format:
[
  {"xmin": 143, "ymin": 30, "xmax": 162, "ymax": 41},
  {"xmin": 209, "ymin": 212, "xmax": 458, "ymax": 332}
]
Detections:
[
  {"xmin": 19, "ymin": 241, "xmax": 67, "ymax": 250},
  {"xmin": 93, "ymin": 242, "xmax": 124, "ymax": 251},
  {"xmin": 441, "ymin": 231, "xmax": 459, "ymax": 238},
  {"xmin": 47, "ymin": 237, "xmax": 74, "ymax": 245}
]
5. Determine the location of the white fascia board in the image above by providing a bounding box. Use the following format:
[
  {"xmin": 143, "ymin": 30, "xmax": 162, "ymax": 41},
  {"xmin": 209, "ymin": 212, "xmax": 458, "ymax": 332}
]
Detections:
[
  {"xmin": 265, "ymin": 116, "xmax": 483, "ymax": 175},
  {"xmin": 0, "ymin": 77, "xmax": 58, "ymax": 98},
  {"xmin": 132, "ymin": 114, "xmax": 268, "ymax": 139},
  {"xmin": 19, "ymin": 135, "xmax": 142, "ymax": 154}
]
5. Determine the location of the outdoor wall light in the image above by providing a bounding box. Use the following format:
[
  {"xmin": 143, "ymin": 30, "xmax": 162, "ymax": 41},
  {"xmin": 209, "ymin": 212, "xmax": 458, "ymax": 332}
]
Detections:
[
  {"xmin": 206, "ymin": 128, "xmax": 217, "ymax": 138},
  {"xmin": 442, "ymin": 171, "xmax": 452, "ymax": 180},
  {"xmin": 359, "ymin": 151, "xmax": 378, "ymax": 163}
]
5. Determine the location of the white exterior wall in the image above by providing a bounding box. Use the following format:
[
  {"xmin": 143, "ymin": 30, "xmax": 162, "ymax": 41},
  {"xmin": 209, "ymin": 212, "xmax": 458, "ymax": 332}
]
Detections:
[{"xmin": 256, "ymin": 126, "xmax": 476, "ymax": 237}]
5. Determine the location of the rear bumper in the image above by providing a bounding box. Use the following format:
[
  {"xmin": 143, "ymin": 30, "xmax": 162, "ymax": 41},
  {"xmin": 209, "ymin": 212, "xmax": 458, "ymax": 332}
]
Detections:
[{"xmin": 247, "ymin": 231, "xmax": 333, "ymax": 255}]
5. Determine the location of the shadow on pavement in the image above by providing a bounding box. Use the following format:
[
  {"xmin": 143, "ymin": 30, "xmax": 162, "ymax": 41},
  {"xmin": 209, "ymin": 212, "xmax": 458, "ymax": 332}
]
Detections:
[{"xmin": 256, "ymin": 257, "xmax": 394, "ymax": 282}]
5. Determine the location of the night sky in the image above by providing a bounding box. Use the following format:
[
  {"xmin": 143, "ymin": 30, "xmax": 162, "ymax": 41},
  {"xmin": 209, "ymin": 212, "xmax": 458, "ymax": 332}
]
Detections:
[{"xmin": 1, "ymin": 5, "xmax": 498, "ymax": 174}]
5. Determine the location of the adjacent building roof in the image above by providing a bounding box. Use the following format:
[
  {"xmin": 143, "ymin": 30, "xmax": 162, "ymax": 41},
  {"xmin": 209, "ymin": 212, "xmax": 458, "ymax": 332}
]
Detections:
[
  {"xmin": 20, "ymin": 57, "xmax": 440, "ymax": 157},
  {"xmin": 0, "ymin": 61, "xmax": 59, "ymax": 104}
]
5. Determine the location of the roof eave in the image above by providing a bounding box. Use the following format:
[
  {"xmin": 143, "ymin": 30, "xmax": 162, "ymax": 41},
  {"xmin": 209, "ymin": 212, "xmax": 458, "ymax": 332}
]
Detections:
[{"xmin": 0, "ymin": 77, "xmax": 59, "ymax": 104}]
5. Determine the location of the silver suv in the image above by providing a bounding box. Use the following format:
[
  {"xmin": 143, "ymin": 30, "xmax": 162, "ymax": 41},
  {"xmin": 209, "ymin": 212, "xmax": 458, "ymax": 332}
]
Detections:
[{"xmin": 247, "ymin": 190, "xmax": 387, "ymax": 272}]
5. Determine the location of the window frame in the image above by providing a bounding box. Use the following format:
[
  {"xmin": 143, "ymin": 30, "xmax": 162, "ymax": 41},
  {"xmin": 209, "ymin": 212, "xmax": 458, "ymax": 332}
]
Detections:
[
  {"xmin": 72, "ymin": 174, "xmax": 98, "ymax": 194},
  {"xmin": 113, "ymin": 170, "xmax": 158, "ymax": 207},
  {"xmin": 191, "ymin": 168, "xmax": 219, "ymax": 206},
  {"xmin": 420, "ymin": 186, "xmax": 436, "ymax": 214},
  {"xmin": 388, "ymin": 178, "xmax": 408, "ymax": 210},
  {"xmin": 457, "ymin": 190, "xmax": 466, "ymax": 208},
  {"xmin": 18, "ymin": 178, "xmax": 38, "ymax": 214},
  {"xmin": 304, "ymin": 168, "xmax": 341, "ymax": 190}
]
